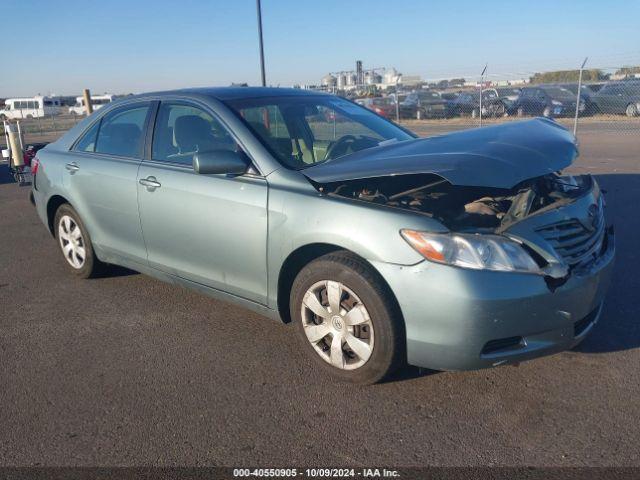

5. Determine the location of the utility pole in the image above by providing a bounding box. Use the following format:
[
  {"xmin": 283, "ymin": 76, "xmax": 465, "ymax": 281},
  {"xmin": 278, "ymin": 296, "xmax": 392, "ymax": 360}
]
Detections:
[
  {"xmin": 574, "ymin": 57, "xmax": 588, "ymax": 137},
  {"xmin": 256, "ymin": 0, "xmax": 266, "ymax": 86}
]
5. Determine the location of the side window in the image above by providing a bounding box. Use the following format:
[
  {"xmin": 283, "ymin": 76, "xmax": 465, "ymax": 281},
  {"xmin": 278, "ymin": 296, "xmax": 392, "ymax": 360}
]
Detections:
[
  {"xmin": 74, "ymin": 120, "xmax": 101, "ymax": 152},
  {"xmin": 151, "ymin": 103, "xmax": 237, "ymax": 166},
  {"xmin": 95, "ymin": 104, "xmax": 150, "ymax": 157}
]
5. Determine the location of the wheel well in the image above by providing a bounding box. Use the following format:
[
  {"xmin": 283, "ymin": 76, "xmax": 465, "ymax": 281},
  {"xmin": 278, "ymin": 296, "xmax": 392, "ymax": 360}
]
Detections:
[
  {"xmin": 276, "ymin": 244, "xmax": 403, "ymax": 329},
  {"xmin": 277, "ymin": 244, "xmax": 341, "ymax": 323},
  {"xmin": 46, "ymin": 195, "xmax": 70, "ymax": 235}
]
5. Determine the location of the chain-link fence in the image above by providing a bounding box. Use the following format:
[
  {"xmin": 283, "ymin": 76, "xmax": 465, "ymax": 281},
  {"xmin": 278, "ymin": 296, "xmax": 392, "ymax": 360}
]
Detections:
[{"xmin": 1, "ymin": 59, "xmax": 639, "ymax": 161}]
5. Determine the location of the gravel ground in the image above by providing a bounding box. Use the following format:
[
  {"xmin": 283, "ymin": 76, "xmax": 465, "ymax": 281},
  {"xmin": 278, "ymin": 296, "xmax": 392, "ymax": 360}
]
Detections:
[{"xmin": 0, "ymin": 122, "xmax": 638, "ymax": 467}]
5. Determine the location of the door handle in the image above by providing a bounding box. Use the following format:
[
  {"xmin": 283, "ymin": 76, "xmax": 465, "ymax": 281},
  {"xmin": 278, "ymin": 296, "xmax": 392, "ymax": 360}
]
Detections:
[
  {"xmin": 65, "ymin": 162, "xmax": 79, "ymax": 172},
  {"xmin": 139, "ymin": 176, "xmax": 161, "ymax": 189}
]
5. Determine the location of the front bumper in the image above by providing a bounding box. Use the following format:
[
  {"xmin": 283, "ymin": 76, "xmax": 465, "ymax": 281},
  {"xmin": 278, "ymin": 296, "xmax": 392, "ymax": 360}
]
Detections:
[{"xmin": 371, "ymin": 228, "xmax": 615, "ymax": 371}]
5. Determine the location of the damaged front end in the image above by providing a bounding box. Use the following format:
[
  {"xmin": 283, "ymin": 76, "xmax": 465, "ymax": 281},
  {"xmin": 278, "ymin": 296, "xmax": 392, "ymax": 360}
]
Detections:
[
  {"xmin": 304, "ymin": 119, "xmax": 612, "ymax": 286},
  {"xmin": 317, "ymin": 172, "xmax": 593, "ymax": 233},
  {"xmin": 316, "ymin": 172, "xmax": 609, "ymax": 283}
]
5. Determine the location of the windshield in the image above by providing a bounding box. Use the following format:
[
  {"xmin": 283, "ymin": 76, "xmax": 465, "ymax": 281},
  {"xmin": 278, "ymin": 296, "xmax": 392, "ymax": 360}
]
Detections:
[
  {"xmin": 371, "ymin": 97, "xmax": 394, "ymax": 106},
  {"xmin": 497, "ymin": 88, "xmax": 520, "ymax": 96},
  {"xmin": 225, "ymin": 95, "xmax": 413, "ymax": 169},
  {"xmin": 541, "ymin": 87, "xmax": 575, "ymax": 100}
]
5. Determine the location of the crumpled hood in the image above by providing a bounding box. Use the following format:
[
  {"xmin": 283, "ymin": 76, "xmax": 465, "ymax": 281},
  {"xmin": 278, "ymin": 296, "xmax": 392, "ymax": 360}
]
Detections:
[{"xmin": 303, "ymin": 118, "xmax": 578, "ymax": 189}]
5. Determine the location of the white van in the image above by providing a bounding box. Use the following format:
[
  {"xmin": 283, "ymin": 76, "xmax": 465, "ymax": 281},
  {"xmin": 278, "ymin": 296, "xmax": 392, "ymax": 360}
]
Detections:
[
  {"xmin": 68, "ymin": 94, "xmax": 118, "ymax": 115},
  {"xmin": 0, "ymin": 96, "xmax": 62, "ymax": 120}
]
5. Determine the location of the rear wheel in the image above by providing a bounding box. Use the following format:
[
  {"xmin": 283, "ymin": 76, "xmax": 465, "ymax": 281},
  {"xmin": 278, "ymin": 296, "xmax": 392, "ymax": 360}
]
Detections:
[
  {"xmin": 626, "ymin": 103, "xmax": 638, "ymax": 117},
  {"xmin": 54, "ymin": 204, "xmax": 104, "ymax": 278},
  {"xmin": 543, "ymin": 106, "xmax": 552, "ymax": 118},
  {"xmin": 517, "ymin": 107, "xmax": 525, "ymax": 117},
  {"xmin": 290, "ymin": 251, "xmax": 404, "ymax": 384}
]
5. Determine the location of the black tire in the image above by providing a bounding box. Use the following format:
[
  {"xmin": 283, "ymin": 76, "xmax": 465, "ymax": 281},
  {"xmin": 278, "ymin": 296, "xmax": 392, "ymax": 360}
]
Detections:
[
  {"xmin": 626, "ymin": 103, "xmax": 638, "ymax": 117},
  {"xmin": 517, "ymin": 107, "xmax": 525, "ymax": 117},
  {"xmin": 543, "ymin": 106, "xmax": 552, "ymax": 118},
  {"xmin": 53, "ymin": 204, "xmax": 104, "ymax": 278},
  {"xmin": 290, "ymin": 251, "xmax": 405, "ymax": 384}
]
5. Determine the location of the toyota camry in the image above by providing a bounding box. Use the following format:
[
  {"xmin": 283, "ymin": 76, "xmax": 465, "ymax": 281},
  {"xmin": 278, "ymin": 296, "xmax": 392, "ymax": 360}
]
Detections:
[{"xmin": 31, "ymin": 87, "xmax": 614, "ymax": 384}]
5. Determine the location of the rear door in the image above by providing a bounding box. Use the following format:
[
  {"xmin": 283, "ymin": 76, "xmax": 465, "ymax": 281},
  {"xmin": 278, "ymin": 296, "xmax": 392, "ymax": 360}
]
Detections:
[
  {"xmin": 136, "ymin": 100, "xmax": 268, "ymax": 303},
  {"xmin": 64, "ymin": 102, "xmax": 152, "ymax": 264}
]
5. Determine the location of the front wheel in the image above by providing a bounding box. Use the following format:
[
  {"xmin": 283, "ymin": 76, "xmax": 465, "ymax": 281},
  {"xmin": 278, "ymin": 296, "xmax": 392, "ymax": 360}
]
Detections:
[
  {"xmin": 54, "ymin": 204, "xmax": 105, "ymax": 278},
  {"xmin": 290, "ymin": 251, "xmax": 404, "ymax": 384},
  {"xmin": 543, "ymin": 106, "xmax": 552, "ymax": 118},
  {"xmin": 626, "ymin": 103, "xmax": 638, "ymax": 117}
]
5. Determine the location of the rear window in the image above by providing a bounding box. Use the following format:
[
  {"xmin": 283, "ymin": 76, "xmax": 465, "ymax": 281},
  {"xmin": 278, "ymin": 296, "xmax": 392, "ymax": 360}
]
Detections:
[{"xmin": 94, "ymin": 105, "xmax": 150, "ymax": 157}]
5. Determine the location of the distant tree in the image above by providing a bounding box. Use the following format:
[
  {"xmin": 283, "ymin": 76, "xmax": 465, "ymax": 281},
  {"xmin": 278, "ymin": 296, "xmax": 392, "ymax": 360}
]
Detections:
[
  {"xmin": 529, "ymin": 69, "xmax": 606, "ymax": 84},
  {"xmin": 615, "ymin": 66, "xmax": 640, "ymax": 76}
]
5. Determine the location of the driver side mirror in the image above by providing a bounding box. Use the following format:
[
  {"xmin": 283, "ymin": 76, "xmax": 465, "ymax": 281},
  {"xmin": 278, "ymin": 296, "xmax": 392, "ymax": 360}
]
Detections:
[{"xmin": 193, "ymin": 150, "xmax": 248, "ymax": 175}]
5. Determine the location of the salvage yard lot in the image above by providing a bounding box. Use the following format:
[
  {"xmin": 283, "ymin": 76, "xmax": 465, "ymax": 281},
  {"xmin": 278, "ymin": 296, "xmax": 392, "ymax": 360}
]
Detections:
[{"xmin": 0, "ymin": 122, "xmax": 638, "ymax": 466}]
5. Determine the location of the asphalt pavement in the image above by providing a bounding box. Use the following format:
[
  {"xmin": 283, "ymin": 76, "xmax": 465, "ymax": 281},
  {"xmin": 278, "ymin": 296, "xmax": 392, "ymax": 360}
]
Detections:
[{"xmin": 0, "ymin": 123, "xmax": 639, "ymax": 467}]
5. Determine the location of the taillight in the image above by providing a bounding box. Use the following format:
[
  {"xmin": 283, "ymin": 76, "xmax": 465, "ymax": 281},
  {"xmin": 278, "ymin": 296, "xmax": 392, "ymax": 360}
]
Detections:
[{"xmin": 31, "ymin": 156, "xmax": 40, "ymax": 175}]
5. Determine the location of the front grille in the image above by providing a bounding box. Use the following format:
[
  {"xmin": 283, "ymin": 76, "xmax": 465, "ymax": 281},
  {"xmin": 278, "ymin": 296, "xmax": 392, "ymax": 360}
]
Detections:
[
  {"xmin": 536, "ymin": 200, "xmax": 605, "ymax": 267},
  {"xmin": 574, "ymin": 307, "xmax": 600, "ymax": 337}
]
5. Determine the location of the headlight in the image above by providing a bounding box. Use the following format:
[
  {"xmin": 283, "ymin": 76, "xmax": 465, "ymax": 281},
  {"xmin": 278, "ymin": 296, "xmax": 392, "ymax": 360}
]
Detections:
[
  {"xmin": 551, "ymin": 100, "xmax": 562, "ymax": 106},
  {"xmin": 401, "ymin": 230, "xmax": 541, "ymax": 274}
]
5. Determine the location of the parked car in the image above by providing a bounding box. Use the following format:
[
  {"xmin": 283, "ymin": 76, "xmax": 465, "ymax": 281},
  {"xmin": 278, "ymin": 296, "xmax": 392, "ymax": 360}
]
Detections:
[
  {"xmin": 555, "ymin": 83, "xmax": 598, "ymax": 115},
  {"xmin": 446, "ymin": 90, "xmax": 506, "ymax": 117},
  {"xmin": 355, "ymin": 97, "xmax": 396, "ymax": 119},
  {"xmin": 31, "ymin": 88, "xmax": 614, "ymax": 384},
  {"xmin": 399, "ymin": 90, "xmax": 449, "ymax": 119},
  {"xmin": 591, "ymin": 80, "xmax": 640, "ymax": 117},
  {"xmin": 512, "ymin": 86, "xmax": 584, "ymax": 118},
  {"xmin": 494, "ymin": 87, "xmax": 521, "ymax": 113}
]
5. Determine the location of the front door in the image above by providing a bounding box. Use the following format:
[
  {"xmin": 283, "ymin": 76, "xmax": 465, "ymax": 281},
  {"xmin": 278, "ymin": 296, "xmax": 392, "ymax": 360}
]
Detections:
[{"xmin": 136, "ymin": 101, "xmax": 268, "ymax": 304}]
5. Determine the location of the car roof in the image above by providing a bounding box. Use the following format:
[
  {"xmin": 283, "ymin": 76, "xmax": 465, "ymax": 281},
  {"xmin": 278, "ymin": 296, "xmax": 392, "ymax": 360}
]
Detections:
[{"xmin": 127, "ymin": 86, "xmax": 326, "ymax": 102}]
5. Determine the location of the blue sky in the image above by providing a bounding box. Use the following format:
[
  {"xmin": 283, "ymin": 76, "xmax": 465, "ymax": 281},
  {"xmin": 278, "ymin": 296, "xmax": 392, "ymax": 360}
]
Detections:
[{"xmin": 2, "ymin": 0, "xmax": 639, "ymax": 96}]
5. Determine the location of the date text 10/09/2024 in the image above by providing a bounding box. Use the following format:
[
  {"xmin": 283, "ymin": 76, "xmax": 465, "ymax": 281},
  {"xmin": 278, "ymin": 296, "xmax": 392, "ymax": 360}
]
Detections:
[{"xmin": 233, "ymin": 468, "xmax": 401, "ymax": 478}]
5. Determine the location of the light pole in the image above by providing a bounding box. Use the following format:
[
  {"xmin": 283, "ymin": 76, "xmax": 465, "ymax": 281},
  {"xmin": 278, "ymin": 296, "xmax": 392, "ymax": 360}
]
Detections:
[
  {"xmin": 256, "ymin": 0, "xmax": 266, "ymax": 86},
  {"xmin": 479, "ymin": 64, "xmax": 487, "ymax": 127},
  {"xmin": 574, "ymin": 57, "xmax": 588, "ymax": 137},
  {"xmin": 395, "ymin": 76, "xmax": 400, "ymax": 123}
]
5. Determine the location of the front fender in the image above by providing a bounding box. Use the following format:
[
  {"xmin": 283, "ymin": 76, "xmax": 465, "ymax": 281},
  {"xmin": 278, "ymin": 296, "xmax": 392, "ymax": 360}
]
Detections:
[{"xmin": 266, "ymin": 169, "xmax": 447, "ymax": 309}]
